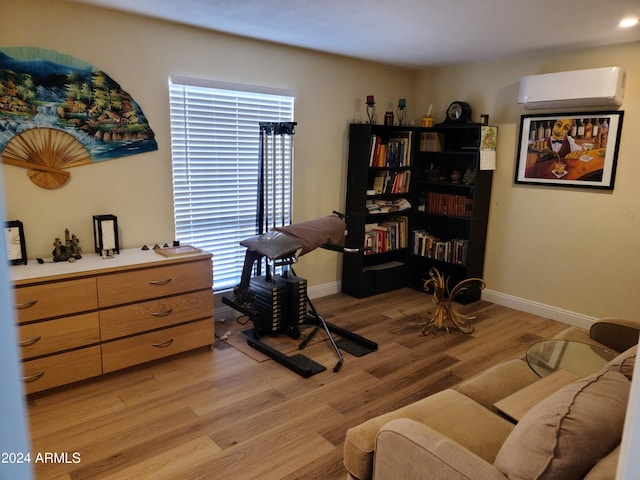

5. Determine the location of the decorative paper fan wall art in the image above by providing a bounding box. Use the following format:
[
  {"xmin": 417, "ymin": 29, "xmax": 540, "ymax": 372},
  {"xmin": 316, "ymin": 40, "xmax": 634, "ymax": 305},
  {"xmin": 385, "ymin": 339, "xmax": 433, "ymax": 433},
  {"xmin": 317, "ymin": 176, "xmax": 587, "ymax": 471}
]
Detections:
[{"xmin": 0, "ymin": 47, "xmax": 158, "ymax": 189}]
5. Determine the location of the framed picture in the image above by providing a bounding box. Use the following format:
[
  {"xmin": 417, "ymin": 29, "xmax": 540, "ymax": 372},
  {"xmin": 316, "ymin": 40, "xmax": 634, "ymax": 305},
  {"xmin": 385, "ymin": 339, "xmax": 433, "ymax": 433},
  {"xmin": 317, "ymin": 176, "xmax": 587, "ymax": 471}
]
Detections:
[
  {"xmin": 5, "ymin": 220, "xmax": 27, "ymax": 265},
  {"xmin": 515, "ymin": 111, "xmax": 624, "ymax": 189}
]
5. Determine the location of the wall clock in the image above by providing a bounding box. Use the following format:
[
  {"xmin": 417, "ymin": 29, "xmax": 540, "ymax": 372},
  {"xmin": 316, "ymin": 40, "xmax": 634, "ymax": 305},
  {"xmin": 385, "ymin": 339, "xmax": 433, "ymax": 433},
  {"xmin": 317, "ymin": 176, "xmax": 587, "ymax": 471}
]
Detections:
[{"xmin": 439, "ymin": 101, "xmax": 474, "ymax": 125}]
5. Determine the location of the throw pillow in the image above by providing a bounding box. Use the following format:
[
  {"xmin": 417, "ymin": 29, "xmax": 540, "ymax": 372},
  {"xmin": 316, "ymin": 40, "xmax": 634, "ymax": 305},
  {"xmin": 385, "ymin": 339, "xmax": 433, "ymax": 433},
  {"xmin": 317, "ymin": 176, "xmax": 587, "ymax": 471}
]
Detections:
[
  {"xmin": 494, "ymin": 370, "xmax": 630, "ymax": 480},
  {"xmin": 605, "ymin": 345, "xmax": 636, "ymax": 380}
]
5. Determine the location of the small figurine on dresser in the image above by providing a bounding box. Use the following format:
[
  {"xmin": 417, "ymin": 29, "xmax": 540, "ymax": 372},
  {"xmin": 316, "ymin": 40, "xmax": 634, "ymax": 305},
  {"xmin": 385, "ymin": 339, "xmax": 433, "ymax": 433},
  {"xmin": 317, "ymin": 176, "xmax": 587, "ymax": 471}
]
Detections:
[{"xmin": 52, "ymin": 228, "xmax": 82, "ymax": 262}]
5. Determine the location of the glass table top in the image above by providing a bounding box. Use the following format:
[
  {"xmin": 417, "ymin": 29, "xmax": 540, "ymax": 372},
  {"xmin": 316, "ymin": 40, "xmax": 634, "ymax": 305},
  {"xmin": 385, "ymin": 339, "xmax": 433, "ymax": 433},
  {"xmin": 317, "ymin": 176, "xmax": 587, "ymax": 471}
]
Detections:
[{"xmin": 526, "ymin": 339, "xmax": 618, "ymax": 378}]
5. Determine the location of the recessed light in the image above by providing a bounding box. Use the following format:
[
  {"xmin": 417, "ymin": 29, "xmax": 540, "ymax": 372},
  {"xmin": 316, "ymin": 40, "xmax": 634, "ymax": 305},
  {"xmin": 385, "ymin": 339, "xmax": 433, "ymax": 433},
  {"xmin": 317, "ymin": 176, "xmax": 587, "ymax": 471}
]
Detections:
[{"xmin": 619, "ymin": 17, "xmax": 639, "ymax": 28}]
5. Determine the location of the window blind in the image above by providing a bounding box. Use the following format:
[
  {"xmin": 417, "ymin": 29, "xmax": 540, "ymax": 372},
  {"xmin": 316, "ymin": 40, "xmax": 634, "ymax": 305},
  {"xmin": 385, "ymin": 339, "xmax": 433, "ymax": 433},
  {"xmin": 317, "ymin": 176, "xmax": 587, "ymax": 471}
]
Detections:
[{"xmin": 169, "ymin": 77, "xmax": 294, "ymax": 291}]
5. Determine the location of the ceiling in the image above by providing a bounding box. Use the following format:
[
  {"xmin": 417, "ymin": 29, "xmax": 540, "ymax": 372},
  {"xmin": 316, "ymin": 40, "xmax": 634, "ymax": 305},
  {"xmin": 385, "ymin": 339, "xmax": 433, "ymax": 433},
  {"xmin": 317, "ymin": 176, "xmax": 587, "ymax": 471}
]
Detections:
[{"xmin": 69, "ymin": 0, "xmax": 640, "ymax": 68}]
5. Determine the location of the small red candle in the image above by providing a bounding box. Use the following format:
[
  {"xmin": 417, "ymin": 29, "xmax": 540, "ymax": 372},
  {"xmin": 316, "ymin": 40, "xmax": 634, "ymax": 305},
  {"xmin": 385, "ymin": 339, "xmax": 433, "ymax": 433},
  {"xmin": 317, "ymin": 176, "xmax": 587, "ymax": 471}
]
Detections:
[{"xmin": 366, "ymin": 95, "xmax": 374, "ymax": 104}]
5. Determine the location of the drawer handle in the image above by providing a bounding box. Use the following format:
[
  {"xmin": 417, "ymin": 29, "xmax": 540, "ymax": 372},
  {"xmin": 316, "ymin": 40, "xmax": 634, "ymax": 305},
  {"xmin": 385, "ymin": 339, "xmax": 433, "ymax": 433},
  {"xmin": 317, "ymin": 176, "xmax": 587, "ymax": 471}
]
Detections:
[
  {"xmin": 18, "ymin": 336, "xmax": 42, "ymax": 347},
  {"xmin": 149, "ymin": 278, "xmax": 172, "ymax": 286},
  {"xmin": 150, "ymin": 308, "xmax": 173, "ymax": 317},
  {"xmin": 16, "ymin": 300, "xmax": 38, "ymax": 310},
  {"xmin": 23, "ymin": 371, "xmax": 45, "ymax": 383},
  {"xmin": 152, "ymin": 339, "xmax": 174, "ymax": 348}
]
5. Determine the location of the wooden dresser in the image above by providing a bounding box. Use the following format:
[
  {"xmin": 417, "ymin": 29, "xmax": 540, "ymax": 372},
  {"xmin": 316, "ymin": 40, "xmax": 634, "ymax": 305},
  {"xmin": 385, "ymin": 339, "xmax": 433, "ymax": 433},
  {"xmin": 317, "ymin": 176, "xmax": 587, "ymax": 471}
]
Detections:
[{"xmin": 11, "ymin": 249, "xmax": 214, "ymax": 394}]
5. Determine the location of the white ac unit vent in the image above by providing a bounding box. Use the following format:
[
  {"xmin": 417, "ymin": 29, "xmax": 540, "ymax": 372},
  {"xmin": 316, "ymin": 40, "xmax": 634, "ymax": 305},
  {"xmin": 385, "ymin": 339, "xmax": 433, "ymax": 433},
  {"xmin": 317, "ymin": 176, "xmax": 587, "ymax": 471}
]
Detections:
[{"xmin": 518, "ymin": 67, "xmax": 626, "ymax": 110}]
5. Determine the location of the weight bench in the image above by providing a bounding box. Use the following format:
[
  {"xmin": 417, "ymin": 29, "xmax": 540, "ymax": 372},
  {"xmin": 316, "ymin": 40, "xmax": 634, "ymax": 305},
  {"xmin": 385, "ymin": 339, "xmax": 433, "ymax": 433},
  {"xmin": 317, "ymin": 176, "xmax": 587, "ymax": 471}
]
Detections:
[{"xmin": 222, "ymin": 213, "xmax": 377, "ymax": 377}]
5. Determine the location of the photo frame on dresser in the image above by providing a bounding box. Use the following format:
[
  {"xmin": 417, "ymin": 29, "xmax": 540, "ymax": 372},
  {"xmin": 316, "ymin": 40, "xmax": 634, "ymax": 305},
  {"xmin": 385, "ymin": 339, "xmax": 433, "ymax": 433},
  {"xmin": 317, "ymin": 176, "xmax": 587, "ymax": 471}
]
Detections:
[
  {"xmin": 515, "ymin": 111, "xmax": 624, "ymax": 190},
  {"xmin": 5, "ymin": 220, "xmax": 27, "ymax": 265}
]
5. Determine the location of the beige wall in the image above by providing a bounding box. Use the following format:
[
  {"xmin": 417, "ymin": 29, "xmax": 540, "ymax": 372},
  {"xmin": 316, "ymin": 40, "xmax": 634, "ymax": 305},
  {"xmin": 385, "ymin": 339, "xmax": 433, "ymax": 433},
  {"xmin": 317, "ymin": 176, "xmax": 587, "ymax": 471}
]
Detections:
[
  {"xmin": 0, "ymin": 0, "xmax": 419, "ymax": 290},
  {"xmin": 1, "ymin": 0, "xmax": 639, "ymax": 321},
  {"xmin": 419, "ymin": 42, "xmax": 640, "ymax": 321}
]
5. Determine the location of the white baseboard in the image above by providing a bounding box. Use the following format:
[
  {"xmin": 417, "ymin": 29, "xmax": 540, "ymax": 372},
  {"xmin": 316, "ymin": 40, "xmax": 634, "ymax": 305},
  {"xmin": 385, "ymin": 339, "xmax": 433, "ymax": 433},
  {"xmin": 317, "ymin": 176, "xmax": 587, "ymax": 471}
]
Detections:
[
  {"xmin": 216, "ymin": 283, "xmax": 596, "ymax": 330},
  {"xmin": 481, "ymin": 288, "xmax": 597, "ymax": 330},
  {"xmin": 307, "ymin": 281, "xmax": 340, "ymax": 299}
]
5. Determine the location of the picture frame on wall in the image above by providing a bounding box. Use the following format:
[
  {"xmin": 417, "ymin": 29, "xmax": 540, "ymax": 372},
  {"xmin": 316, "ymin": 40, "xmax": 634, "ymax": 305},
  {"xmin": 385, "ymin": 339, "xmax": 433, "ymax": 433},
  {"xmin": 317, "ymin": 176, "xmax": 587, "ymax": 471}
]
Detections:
[
  {"xmin": 515, "ymin": 111, "xmax": 624, "ymax": 190},
  {"xmin": 5, "ymin": 220, "xmax": 27, "ymax": 265}
]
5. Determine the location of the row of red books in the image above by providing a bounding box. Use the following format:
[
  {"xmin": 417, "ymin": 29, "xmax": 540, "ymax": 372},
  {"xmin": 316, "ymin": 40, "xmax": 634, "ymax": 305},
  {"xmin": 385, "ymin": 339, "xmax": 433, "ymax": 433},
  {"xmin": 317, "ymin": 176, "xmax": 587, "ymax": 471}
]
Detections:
[{"xmin": 423, "ymin": 192, "xmax": 472, "ymax": 217}]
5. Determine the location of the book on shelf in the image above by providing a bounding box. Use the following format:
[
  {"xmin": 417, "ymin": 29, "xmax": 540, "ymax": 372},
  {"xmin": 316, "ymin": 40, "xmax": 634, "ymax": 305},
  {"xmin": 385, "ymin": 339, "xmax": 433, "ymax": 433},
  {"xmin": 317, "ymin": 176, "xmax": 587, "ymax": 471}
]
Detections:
[
  {"xmin": 375, "ymin": 143, "xmax": 388, "ymax": 167},
  {"xmin": 419, "ymin": 132, "xmax": 445, "ymax": 152},
  {"xmin": 390, "ymin": 170, "xmax": 411, "ymax": 194},
  {"xmin": 388, "ymin": 134, "xmax": 412, "ymax": 167},
  {"xmin": 411, "ymin": 230, "xmax": 468, "ymax": 265},
  {"xmin": 371, "ymin": 170, "xmax": 411, "ymax": 195},
  {"xmin": 369, "ymin": 132, "xmax": 413, "ymax": 167},
  {"xmin": 364, "ymin": 216, "xmax": 408, "ymax": 254},
  {"xmin": 364, "ymin": 223, "xmax": 386, "ymax": 255},
  {"xmin": 424, "ymin": 192, "xmax": 472, "ymax": 217},
  {"xmin": 369, "ymin": 134, "xmax": 379, "ymax": 167},
  {"xmin": 373, "ymin": 172, "xmax": 386, "ymax": 194},
  {"xmin": 366, "ymin": 197, "xmax": 411, "ymax": 214}
]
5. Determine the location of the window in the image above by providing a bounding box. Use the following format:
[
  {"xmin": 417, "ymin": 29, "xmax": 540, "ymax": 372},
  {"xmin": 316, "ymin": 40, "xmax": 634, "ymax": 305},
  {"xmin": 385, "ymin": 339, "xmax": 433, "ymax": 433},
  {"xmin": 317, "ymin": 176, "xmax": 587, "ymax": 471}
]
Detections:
[{"xmin": 169, "ymin": 77, "xmax": 295, "ymax": 291}]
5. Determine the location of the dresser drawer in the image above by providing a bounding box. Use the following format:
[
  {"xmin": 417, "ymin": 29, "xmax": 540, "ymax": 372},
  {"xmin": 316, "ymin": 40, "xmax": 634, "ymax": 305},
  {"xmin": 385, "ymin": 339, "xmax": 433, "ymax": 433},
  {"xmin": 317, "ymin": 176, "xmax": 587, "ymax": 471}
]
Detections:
[
  {"xmin": 18, "ymin": 312, "xmax": 100, "ymax": 360},
  {"xmin": 14, "ymin": 278, "xmax": 98, "ymax": 323},
  {"xmin": 101, "ymin": 319, "xmax": 214, "ymax": 373},
  {"xmin": 97, "ymin": 258, "xmax": 212, "ymax": 307},
  {"xmin": 100, "ymin": 290, "xmax": 213, "ymax": 340},
  {"xmin": 22, "ymin": 346, "xmax": 102, "ymax": 394}
]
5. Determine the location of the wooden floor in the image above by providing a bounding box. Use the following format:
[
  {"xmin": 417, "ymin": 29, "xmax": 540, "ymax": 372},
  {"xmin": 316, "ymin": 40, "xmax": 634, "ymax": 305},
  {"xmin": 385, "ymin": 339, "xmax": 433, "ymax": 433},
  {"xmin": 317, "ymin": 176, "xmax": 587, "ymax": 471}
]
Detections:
[{"xmin": 27, "ymin": 288, "xmax": 570, "ymax": 480}]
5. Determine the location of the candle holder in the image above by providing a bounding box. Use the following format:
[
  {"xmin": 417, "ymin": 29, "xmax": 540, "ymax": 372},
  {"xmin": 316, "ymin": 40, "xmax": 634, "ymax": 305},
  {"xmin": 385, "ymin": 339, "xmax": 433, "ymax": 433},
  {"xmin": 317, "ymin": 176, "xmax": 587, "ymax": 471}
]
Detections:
[
  {"xmin": 93, "ymin": 214, "xmax": 120, "ymax": 257},
  {"xmin": 366, "ymin": 95, "xmax": 376, "ymax": 124},
  {"xmin": 397, "ymin": 98, "xmax": 407, "ymax": 126}
]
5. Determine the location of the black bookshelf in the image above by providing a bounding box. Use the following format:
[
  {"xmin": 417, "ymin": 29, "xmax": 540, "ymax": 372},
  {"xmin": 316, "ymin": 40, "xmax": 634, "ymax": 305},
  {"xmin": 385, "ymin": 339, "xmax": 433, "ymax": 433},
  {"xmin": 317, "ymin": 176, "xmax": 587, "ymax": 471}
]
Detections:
[{"xmin": 342, "ymin": 123, "xmax": 493, "ymax": 302}]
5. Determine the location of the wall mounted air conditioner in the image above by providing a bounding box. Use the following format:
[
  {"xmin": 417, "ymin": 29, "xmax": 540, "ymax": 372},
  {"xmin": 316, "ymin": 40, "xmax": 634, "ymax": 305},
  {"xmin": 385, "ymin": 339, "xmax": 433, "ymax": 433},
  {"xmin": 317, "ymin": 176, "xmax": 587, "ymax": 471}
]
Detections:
[{"xmin": 518, "ymin": 67, "xmax": 626, "ymax": 109}]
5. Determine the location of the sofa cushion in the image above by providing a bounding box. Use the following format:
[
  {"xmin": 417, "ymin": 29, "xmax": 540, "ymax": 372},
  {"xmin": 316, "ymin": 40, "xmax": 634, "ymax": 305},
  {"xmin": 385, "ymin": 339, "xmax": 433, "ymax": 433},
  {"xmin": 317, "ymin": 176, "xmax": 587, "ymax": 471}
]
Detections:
[
  {"xmin": 344, "ymin": 389, "xmax": 514, "ymax": 480},
  {"xmin": 494, "ymin": 370, "xmax": 630, "ymax": 480},
  {"xmin": 583, "ymin": 446, "xmax": 620, "ymax": 480},
  {"xmin": 605, "ymin": 345, "xmax": 636, "ymax": 380},
  {"xmin": 455, "ymin": 359, "xmax": 540, "ymax": 413},
  {"xmin": 374, "ymin": 419, "xmax": 508, "ymax": 480}
]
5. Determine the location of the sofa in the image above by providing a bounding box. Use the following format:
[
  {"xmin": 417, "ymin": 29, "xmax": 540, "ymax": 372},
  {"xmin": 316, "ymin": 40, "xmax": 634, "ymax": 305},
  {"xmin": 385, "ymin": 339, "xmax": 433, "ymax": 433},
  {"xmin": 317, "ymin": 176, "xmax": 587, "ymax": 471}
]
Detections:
[{"xmin": 343, "ymin": 318, "xmax": 640, "ymax": 480}]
